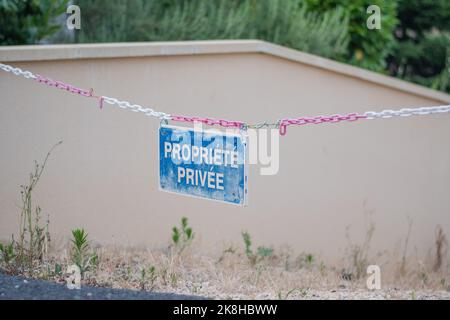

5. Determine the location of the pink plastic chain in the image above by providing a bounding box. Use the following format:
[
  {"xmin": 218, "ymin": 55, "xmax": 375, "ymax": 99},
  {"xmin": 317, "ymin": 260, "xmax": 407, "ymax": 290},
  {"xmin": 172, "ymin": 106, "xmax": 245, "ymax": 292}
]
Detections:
[
  {"xmin": 170, "ymin": 115, "xmax": 245, "ymax": 129},
  {"xmin": 32, "ymin": 74, "xmax": 364, "ymax": 135},
  {"xmin": 34, "ymin": 74, "xmax": 104, "ymax": 108},
  {"xmin": 2, "ymin": 63, "xmax": 447, "ymax": 137},
  {"xmin": 278, "ymin": 113, "xmax": 367, "ymax": 135}
]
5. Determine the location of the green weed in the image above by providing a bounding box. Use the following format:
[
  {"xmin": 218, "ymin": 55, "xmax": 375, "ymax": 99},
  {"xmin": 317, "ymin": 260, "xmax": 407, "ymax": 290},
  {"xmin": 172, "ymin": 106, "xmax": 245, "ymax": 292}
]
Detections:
[
  {"xmin": 0, "ymin": 142, "xmax": 61, "ymax": 275},
  {"xmin": 70, "ymin": 228, "xmax": 98, "ymax": 275},
  {"xmin": 241, "ymin": 231, "xmax": 273, "ymax": 266},
  {"xmin": 171, "ymin": 217, "xmax": 194, "ymax": 253}
]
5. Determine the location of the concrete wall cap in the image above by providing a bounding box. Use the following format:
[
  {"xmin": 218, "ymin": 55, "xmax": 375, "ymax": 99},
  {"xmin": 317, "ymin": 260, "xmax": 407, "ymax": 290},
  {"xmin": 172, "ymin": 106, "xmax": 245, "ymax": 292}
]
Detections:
[{"xmin": 1, "ymin": 40, "xmax": 449, "ymax": 103}]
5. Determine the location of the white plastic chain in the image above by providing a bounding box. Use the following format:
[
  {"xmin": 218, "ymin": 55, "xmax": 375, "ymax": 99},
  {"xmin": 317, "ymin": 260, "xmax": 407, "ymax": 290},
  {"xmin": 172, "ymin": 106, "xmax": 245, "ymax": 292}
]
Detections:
[
  {"xmin": 365, "ymin": 105, "xmax": 450, "ymax": 119},
  {"xmin": 0, "ymin": 63, "xmax": 171, "ymax": 120},
  {"xmin": 1, "ymin": 62, "xmax": 449, "ymax": 127},
  {"xmin": 0, "ymin": 63, "xmax": 36, "ymax": 79},
  {"xmin": 101, "ymin": 96, "xmax": 171, "ymax": 120}
]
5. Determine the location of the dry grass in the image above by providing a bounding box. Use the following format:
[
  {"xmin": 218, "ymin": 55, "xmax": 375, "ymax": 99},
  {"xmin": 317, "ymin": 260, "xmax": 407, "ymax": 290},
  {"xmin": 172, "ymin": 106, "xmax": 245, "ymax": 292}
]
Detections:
[
  {"xmin": 2, "ymin": 235, "xmax": 446, "ymax": 300},
  {"xmin": 2, "ymin": 147, "xmax": 449, "ymax": 299},
  {"xmin": 43, "ymin": 244, "xmax": 341, "ymax": 299},
  {"xmin": 1, "ymin": 211, "xmax": 449, "ymax": 299}
]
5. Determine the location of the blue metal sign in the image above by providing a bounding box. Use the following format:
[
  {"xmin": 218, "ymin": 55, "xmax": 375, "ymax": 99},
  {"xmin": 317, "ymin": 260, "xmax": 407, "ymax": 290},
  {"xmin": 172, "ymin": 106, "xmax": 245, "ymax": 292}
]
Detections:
[{"xmin": 159, "ymin": 125, "xmax": 247, "ymax": 205}]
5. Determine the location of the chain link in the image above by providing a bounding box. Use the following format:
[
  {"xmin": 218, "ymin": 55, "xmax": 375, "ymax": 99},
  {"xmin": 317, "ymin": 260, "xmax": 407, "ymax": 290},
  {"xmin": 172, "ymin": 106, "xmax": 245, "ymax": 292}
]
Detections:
[
  {"xmin": 35, "ymin": 74, "xmax": 93, "ymax": 97},
  {"xmin": 0, "ymin": 63, "xmax": 36, "ymax": 79},
  {"xmin": 365, "ymin": 106, "xmax": 450, "ymax": 119},
  {"xmin": 278, "ymin": 113, "xmax": 367, "ymax": 135},
  {"xmin": 2, "ymin": 63, "xmax": 450, "ymax": 134},
  {"xmin": 170, "ymin": 115, "xmax": 244, "ymax": 128},
  {"xmin": 1, "ymin": 63, "xmax": 171, "ymax": 120},
  {"xmin": 244, "ymin": 121, "xmax": 280, "ymax": 129},
  {"xmin": 102, "ymin": 96, "xmax": 171, "ymax": 120}
]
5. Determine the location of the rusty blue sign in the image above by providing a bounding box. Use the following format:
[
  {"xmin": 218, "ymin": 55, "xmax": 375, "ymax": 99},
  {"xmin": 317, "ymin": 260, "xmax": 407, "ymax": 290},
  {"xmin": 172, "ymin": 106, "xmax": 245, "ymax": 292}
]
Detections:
[{"xmin": 159, "ymin": 125, "xmax": 247, "ymax": 205}]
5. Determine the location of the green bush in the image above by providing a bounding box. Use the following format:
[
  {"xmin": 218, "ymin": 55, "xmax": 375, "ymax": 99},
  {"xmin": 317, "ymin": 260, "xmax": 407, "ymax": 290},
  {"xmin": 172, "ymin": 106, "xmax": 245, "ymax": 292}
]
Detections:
[
  {"xmin": 65, "ymin": 0, "xmax": 349, "ymax": 60},
  {"xmin": 246, "ymin": 1, "xmax": 349, "ymax": 59},
  {"xmin": 388, "ymin": 0, "xmax": 450, "ymax": 93},
  {"xmin": 1, "ymin": 0, "xmax": 447, "ymax": 93},
  {"xmin": 0, "ymin": 0, "xmax": 68, "ymax": 45},
  {"xmin": 395, "ymin": 0, "xmax": 449, "ymax": 33},
  {"xmin": 305, "ymin": 0, "xmax": 399, "ymax": 72}
]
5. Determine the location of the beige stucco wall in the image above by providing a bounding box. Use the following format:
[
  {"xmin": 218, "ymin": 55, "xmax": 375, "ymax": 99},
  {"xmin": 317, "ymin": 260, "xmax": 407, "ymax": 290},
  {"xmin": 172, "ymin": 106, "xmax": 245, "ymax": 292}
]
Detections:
[{"xmin": 1, "ymin": 41, "xmax": 449, "ymax": 262}]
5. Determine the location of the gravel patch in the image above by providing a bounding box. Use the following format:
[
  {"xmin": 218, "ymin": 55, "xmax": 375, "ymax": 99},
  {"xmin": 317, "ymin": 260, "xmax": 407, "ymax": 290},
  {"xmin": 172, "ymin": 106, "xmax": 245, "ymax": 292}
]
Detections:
[
  {"xmin": 0, "ymin": 273, "xmax": 207, "ymax": 300},
  {"xmin": 295, "ymin": 288, "xmax": 450, "ymax": 300},
  {"xmin": 214, "ymin": 289, "xmax": 450, "ymax": 300},
  {"xmin": 1, "ymin": 273, "xmax": 449, "ymax": 300}
]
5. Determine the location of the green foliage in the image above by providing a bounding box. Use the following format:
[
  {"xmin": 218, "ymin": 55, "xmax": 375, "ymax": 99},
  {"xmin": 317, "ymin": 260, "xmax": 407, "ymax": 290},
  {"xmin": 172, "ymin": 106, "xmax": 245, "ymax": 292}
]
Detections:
[
  {"xmin": 139, "ymin": 265, "xmax": 158, "ymax": 291},
  {"xmin": 295, "ymin": 252, "xmax": 316, "ymax": 269},
  {"xmin": 430, "ymin": 50, "xmax": 449, "ymax": 93},
  {"xmin": 172, "ymin": 227, "xmax": 180, "ymax": 245},
  {"xmin": 388, "ymin": 0, "xmax": 450, "ymax": 93},
  {"xmin": 256, "ymin": 246, "xmax": 274, "ymax": 258},
  {"xmin": 305, "ymin": 253, "xmax": 315, "ymax": 266},
  {"xmin": 242, "ymin": 231, "xmax": 253, "ymax": 257},
  {"xmin": 1, "ymin": 0, "xmax": 447, "ymax": 93},
  {"xmin": 248, "ymin": 1, "xmax": 349, "ymax": 59},
  {"xmin": 54, "ymin": 262, "xmax": 62, "ymax": 275},
  {"xmin": 171, "ymin": 216, "xmax": 194, "ymax": 252},
  {"xmin": 70, "ymin": 228, "xmax": 98, "ymax": 274},
  {"xmin": 0, "ymin": 242, "xmax": 16, "ymax": 272},
  {"xmin": 241, "ymin": 231, "xmax": 273, "ymax": 266},
  {"xmin": 54, "ymin": 0, "xmax": 450, "ymax": 93},
  {"xmin": 0, "ymin": 0, "xmax": 68, "ymax": 45},
  {"xmin": 305, "ymin": 0, "xmax": 399, "ymax": 71},
  {"xmin": 396, "ymin": 0, "xmax": 449, "ymax": 34},
  {"xmin": 403, "ymin": 33, "xmax": 450, "ymax": 92},
  {"xmin": 65, "ymin": 0, "xmax": 348, "ymax": 60},
  {"xmin": 17, "ymin": 142, "xmax": 61, "ymax": 273},
  {"xmin": 0, "ymin": 142, "xmax": 61, "ymax": 275}
]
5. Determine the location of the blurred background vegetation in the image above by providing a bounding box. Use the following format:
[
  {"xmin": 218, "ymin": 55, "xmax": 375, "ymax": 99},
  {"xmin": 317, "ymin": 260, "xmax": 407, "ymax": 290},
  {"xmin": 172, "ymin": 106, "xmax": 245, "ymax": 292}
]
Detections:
[{"xmin": 0, "ymin": 0, "xmax": 449, "ymax": 93}]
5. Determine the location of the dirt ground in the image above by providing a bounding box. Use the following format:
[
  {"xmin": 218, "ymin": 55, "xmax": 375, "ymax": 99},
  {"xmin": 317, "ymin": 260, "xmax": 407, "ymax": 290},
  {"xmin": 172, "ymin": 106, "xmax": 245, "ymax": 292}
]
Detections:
[{"xmin": 2, "ymin": 243, "xmax": 447, "ymax": 300}]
